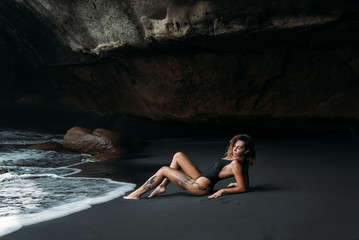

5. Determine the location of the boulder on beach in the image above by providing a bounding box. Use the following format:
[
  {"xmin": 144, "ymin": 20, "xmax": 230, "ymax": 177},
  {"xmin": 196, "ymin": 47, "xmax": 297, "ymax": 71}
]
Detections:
[{"xmin": 62, "ymin": 127, "xmax": 135, "ymax": 160}]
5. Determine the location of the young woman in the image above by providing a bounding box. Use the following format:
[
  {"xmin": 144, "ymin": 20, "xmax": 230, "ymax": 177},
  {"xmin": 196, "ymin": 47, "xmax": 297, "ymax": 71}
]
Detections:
[{"xmin": 124, "ymin": 134, "xmax": 256, "ymax": 199}]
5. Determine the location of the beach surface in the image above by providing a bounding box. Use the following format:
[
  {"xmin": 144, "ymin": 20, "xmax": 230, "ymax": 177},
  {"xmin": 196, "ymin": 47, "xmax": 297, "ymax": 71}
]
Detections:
[{"xmin": 2, "ymin": 136, "xmax": 359, "ymax": 240}]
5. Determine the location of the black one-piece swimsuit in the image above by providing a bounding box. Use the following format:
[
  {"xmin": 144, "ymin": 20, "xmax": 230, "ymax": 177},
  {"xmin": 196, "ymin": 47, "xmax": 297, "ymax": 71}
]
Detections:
[{"xmin": 201, "ymin": 158, "xmax": 232, "ymax": 186}]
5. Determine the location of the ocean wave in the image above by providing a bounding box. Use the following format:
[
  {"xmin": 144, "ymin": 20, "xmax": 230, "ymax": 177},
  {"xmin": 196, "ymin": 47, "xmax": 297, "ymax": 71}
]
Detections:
[
  {"xmin": 0, "ymin": 165, "xmax": 81, "ymax": 178},
  {"xmin": 0, "ymin": 149, "xmax": 91, "ymax": 168},
  {"xmin": 0, "ymin": 179, "xmax": 135, "ymax": 237},
  {"xmin": 0, "ymin": 129, "xmax": 63, "ymax": 145},
  {"xmin": 0, "ymin": 129, "xmax": 136, "ymax": 237}
]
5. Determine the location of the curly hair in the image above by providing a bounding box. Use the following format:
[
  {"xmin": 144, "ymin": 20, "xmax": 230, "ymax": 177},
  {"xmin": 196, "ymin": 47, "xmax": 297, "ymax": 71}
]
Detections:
[{"xmin": 225, "ymin": 134, "xmax": 256, "ymax": 165}]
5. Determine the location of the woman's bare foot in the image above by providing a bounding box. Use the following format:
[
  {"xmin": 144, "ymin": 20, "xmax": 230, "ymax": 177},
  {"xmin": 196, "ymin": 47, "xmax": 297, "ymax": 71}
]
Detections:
[
  {"xmin": 149, "ymin": 186, "xmax": 166, "ymax": 198},
  {"xmin": 123, "ymin": 193, "xmax": 140, "ymax": 200}
]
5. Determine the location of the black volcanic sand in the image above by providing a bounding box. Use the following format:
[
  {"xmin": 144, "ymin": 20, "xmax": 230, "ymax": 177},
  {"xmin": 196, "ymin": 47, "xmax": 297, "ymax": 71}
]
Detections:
[{"xmin": 2, "ymin": 136, "xmax": 359, "ymax": 240}]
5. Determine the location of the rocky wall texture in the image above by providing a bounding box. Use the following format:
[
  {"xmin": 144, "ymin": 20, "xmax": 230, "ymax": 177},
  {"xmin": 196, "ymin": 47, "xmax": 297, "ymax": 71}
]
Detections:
[
  {"xmin": 1, "ymin": 0, "xmax": 359, "ymax": 134},
  {"xmin": 55, "ymin": 44, "xmax": 359, "ymax": 122}
]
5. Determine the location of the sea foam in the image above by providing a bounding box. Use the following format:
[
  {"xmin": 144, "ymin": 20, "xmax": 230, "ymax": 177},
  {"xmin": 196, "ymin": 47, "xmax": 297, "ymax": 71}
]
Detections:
[
  {"xmin": 0, "ymin": 178, "xmax": 135, "ymax": 237},
  {"xmin": 0, "ymin": 129, "xmax": 136, "ymax": 237}
]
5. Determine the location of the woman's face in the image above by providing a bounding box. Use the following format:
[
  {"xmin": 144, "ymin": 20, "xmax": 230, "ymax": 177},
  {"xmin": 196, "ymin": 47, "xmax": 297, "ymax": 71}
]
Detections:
[{"xmin": 232, "ymin": 140, "xmax": 246, "ymax": 160}]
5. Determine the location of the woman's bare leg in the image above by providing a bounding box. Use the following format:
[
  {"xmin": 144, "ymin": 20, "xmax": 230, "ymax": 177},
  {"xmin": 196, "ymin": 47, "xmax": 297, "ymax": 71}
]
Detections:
[
  {"xmin": 149, "ymin": 152, "xmax": 202, "ymax": 197},
  {"xmin": 124, "ymin": 166, "xmax": 209, "ymax": 200}
]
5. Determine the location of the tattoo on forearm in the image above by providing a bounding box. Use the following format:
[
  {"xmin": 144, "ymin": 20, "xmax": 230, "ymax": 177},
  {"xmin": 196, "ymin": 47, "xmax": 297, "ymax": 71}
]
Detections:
[
  {"xmin": 175, "ymin": 176, "xmax": 207, "ymax": 191},
  {"xmin": 143, "ymin": 175, "xmax": 157, "ymax": 190}
]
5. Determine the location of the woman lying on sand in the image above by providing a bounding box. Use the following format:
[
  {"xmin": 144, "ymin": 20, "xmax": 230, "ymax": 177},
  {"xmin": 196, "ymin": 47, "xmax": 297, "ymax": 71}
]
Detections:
[{"xmin": 124, "ymin": 134, "xmax": 256, "ymax": 199}]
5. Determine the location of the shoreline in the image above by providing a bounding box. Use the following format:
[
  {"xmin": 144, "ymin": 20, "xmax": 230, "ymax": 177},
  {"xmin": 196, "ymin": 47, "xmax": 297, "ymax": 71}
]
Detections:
[
  {"xmin": 2, "ymin": 136, "xmax": 359, "ymax": 240},
  {"xmin": 0, "ymin": 160, "xmax": 136, "ymax": 238}
]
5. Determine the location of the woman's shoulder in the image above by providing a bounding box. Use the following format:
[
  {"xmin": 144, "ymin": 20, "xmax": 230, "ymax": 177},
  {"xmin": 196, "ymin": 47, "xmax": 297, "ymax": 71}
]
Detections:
[{"xmin": 230, "ymin": 159, "xmax": 248, "ymax": 170}]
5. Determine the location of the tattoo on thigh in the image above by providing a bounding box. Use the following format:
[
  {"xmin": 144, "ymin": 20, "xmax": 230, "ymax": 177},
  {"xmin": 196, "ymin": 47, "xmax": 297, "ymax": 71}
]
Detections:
[
  {"xmin": 143, "ymin": 175, "xmax": 157, "ymax": 190},
  {"xmin": 175, "ymin": 176, "xmax": 207, "ymax": 191}
]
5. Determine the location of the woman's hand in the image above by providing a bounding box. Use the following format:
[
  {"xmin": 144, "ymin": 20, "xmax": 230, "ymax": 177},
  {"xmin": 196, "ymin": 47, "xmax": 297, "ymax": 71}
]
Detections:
[
  {"xmin": 208, "ymin": 189, "xmax": 224, "ymax": 199},
  {"xmin": 227, "ymin": 182, "xmax": 238, "ymax": 188}
]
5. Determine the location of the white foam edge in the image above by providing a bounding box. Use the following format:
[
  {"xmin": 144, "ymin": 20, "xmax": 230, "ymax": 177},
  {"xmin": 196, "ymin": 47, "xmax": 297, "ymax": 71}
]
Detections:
[
  {"xmin": 0, "ymin": 168, "xmax": 82, "ymax": 180},
  {"xmin": 61, "ymin": 158, "xmax": 94, "ymax": 176},
  {"xmin": 66, "ymin": 158, "xmax": 94, "ymax": 168},
  {"xmin": 1, "ymin": 157, "xmax": 93, "ymax": 179},
  {"xmin": 0, "ymin": 178, "xmax": 136, "ymax": 237}
]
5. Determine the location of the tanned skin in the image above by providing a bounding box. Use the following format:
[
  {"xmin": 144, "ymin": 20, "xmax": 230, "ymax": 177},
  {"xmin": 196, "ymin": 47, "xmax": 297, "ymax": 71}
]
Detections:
[{"xmin": 124, "ymin": 140, "xmax": 248, "ymax": 200}]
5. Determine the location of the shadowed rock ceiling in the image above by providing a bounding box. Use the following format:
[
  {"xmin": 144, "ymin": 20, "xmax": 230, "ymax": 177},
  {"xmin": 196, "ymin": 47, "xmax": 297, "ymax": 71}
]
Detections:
[{"xmin": 1, "ymin": 0, "xmax": 358, "ymax": 136}]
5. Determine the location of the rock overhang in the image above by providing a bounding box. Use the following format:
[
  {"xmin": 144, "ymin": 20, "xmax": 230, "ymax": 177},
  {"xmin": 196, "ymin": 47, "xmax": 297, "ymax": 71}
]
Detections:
[{"xmin": 1, "ymin": 0, "xmax": 359, "ymax": 136}]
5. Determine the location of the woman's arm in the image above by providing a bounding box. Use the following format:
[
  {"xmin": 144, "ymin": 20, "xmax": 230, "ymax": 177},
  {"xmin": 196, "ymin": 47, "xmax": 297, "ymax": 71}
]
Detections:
[
  {"xmin": 228, "ymin": 168, "xmax": 249, "ymax": 187},
  {"xmin": 208, "ymin": 161, "xmax": 246, "ymax": 198}
]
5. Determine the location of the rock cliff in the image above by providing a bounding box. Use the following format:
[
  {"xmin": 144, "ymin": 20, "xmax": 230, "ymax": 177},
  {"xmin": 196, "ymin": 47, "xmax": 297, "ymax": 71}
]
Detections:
[{"xmin": 1, "ymin": 0, "xmax": 358, "ymax": 136}]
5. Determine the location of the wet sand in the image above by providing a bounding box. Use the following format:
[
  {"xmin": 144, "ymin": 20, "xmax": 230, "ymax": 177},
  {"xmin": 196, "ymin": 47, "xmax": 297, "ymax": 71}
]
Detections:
[{"xmin": 2, "ymin": 136, "xmax": 359, "ymax": 240}]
